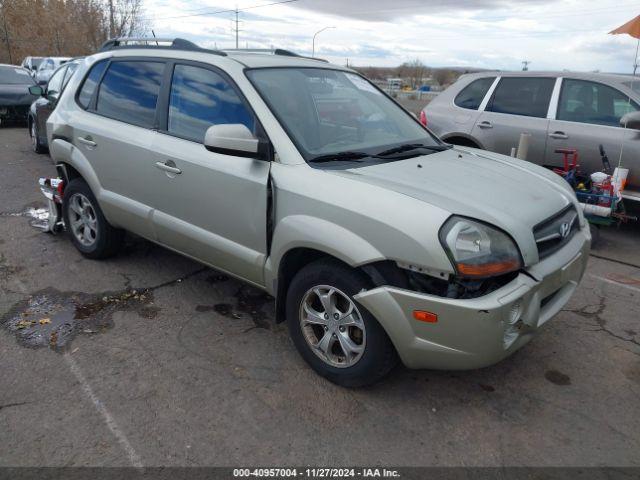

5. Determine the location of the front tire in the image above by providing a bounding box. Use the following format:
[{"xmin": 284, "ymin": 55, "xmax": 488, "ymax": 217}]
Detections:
[
  {"xmin": 30, "ymin": 119, "xmax": 47, "ymax": 154},
  {"xmin": 62, "ymin": 178, "xmax": 123, "ymax": 259},
  {"xmin": 286, "ymin": 259, "xmax": 397, "ymax": 387}
]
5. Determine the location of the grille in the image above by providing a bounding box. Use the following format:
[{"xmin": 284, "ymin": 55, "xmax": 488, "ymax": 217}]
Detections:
[{"xmin": 533, "ymin": 206, "xmax": 579, "ymax": 259}]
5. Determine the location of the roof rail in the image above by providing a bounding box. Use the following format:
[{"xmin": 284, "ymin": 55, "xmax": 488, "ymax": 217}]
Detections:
[
  {"xmin": 222, "ymin": 47, "xmax": 329, "ymax": 63},
  {"xmin": 98, "ymin": 37, "xmax": 227, "ymax": 56}
]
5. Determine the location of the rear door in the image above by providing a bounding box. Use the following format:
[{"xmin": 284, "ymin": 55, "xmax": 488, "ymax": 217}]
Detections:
[
  {"xmin": 149, "ymin": 61, "xmax": 271, "ymax": 285},
  {"xmin": 546, "ymin": 78, "xmax": 640, "ymax": 189},
  {"xmin": 472, "ymin": 76, "xmax": 556, "ymax": 163},
  {"xmin": 72, "ymin": 58, "xmax": 166, "ymax": 239}
]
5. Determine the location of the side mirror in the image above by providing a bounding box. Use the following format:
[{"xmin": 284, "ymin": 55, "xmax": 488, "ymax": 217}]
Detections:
[
  {"xmin": 620, "ymin": 111, "xmax": 640, "ymax": 130},
  {"xmin": 29, "ymin": 85, "xmax": 44, "ymax": 96},
  {"xmin": 204, "ymin": 124, "xmax": 270, "ymax": 160}
]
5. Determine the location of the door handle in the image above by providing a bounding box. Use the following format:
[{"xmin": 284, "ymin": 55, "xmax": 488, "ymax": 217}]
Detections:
[
  {"xmin": 478, "ymin": 121, "xmax": 493, "ymax": 129},
  {"xmin": 155, "ymin": 161, "xmax": 182, "ymax": 175},
  {"xmin": 77, "ymin": 136, "xmax": 97, "ymax": 147},
  {"xmin": 549, "ymin": 131, "xmax": 569, "ymax": 139}
]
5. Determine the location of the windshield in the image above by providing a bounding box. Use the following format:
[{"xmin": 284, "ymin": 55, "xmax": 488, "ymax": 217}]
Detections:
[
  {"xmin": 0, "ymin": 66, "xmax": 35, "ymax": 85},
  {"xmin": 246, "ymin": 67, "xmax": 440, "ymax": 161},
  {"xmin": 31, "ymin": 58, "xmax": 43, "ymax": 69}
]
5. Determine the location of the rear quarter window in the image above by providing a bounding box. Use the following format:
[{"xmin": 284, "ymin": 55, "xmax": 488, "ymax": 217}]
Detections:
[
  {"xmin": 77, "ymin": 60, "xmax": 108, "ymax": 109},
  {"xmin": 454, "ymin": 77, "xmax": 495, "ymax": 110}
]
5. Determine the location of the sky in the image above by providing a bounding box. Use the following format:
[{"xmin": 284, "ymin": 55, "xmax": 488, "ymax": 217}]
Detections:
[{"xmin": 144, "ymin": 0, "xmax": 640, "ymax": 73}]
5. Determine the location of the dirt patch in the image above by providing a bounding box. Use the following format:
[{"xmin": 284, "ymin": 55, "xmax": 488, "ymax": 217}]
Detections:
[
  {"xmin": 1, "ymin": 287, "xmax": 157, "ymax": 351},
  {"xmin": 545, "ymin": 370, "xmax": 571, "ymax": 386}
]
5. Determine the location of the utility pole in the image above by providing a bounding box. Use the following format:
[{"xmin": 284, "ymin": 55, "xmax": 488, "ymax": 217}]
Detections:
[
  {"xmin": 522, "ymin": 60, "xmax": 531, "ymax": 71},
  {"xmin": 109, "ymin": 0, "xmax": 115, "ymax": 38},
  {"xmin": 1, "ymin": 1, "xmax": 12, "ymax": 64},
  {"xmin": 233, "ymin": 7, "xmax": 239, "ymax": 49}
]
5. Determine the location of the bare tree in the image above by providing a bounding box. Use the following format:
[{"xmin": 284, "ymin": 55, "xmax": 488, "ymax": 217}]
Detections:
[{"xmin": 0, "ymin": 0, "xmax": 146, "ymax": 64}]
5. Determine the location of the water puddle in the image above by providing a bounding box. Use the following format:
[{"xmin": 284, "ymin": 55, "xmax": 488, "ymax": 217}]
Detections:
[
  {"xmin": 0, "ymin": 205, "xmax": 50, "ymax": 230},
  {"xmin": 1, "ymin": 287, "xmax": 157, "ymax": 351}
]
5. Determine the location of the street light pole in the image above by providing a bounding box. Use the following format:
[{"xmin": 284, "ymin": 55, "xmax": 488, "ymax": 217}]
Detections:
[{"xmin": 312, "ymin": 26, "xmax": 335, "ymax": 57}]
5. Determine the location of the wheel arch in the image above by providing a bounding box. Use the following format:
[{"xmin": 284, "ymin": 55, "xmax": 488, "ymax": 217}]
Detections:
[
  {"xmin": 268, "ymin": 221, "xmax": 414, "ymax": 324},
  {"xmin": 441, "ymin": 133, "xmax": 483, "ymax": 149}
]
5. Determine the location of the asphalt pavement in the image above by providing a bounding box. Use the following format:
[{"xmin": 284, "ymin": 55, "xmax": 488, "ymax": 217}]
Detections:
[{"xmin": 0, "ymin": 127, "xmax": 639, "ymax": 467}]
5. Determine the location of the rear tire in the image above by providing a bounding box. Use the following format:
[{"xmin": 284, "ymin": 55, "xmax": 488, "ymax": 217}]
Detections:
[
  {"xmin": 286, "ymin": 259, "xmax": 397, "ymax": 387},
  {"xmin": 62, "ymin": 178, "xmax": 123, "ymax": 259},
  {"xmin": 30, "ymin": 119, "xmax": 47, "ymax": 154}
]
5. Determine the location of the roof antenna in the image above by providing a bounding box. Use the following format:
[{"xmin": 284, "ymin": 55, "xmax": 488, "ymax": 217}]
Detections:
[{"xmin": 151, "ymin": 29, "xmax": 158, "ymax": 46}]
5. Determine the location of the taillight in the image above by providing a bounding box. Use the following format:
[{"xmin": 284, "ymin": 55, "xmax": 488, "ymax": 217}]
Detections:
[{"xmin": 419, "ymin": 110, "xmax": 427, "ymax": 127}]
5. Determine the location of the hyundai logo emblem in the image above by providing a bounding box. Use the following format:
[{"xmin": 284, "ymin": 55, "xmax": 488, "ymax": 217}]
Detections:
[{"xmin": 559, "ymin": 222, "xmax": 571, "ymax": 239}]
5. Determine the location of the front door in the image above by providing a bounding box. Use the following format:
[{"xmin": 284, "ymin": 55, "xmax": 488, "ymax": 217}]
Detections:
[
  {"xmin": 472, "ymin": 76, "xmax": 556, "ymax": 164},
  {"xmin": 546, "ymin": 78, "xmax": 640, "ymax": 190},
  {"xmin": 150, "ymin": 62, "xmax": 271, "ymax": 285}
]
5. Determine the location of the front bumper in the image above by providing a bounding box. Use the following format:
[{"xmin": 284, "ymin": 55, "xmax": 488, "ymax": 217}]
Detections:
[{"xmin": 354, "ymin": 228, "xmax": 590, "ymax": 370}]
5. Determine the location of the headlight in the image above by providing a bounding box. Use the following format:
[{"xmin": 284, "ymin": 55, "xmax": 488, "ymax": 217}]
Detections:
[{"xmin": 439, "ymin": 216, "xmax": 522, "ymax": 278}]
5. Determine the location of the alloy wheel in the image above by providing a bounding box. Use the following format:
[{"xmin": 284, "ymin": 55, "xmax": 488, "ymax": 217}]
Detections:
[
  {"xmin": 68, "ymin": 193, "xmax": 98, "ymax": 247},
  {"xmin": 299, "ymin": 285, "xmax": 366, "ymax": 368}
]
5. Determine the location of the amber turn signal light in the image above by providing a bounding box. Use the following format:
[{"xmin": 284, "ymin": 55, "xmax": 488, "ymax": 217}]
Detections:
[{"xmin": 413, "ymin": 310, "xmax": 438, "ymax": 323}]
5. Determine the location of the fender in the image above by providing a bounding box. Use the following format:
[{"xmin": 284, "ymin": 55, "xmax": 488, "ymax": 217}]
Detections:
[{"xmin": 264, "ymin": 214, "xmax": 385, "ymax": 296}]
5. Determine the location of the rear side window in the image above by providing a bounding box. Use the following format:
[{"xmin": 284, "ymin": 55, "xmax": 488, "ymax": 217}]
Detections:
[
  {"xmin": 168, "ymin": 64, "xmax": 254, "ymax": 142},
  {"xmin": 487, "ymin": 77, "xmax": 555, "ymax": 118},
  {"xmin": 77, "ymin": 60, "xmax": 108, "ymax": 109},
  {"xmin": 454, "ymin": 77, "xmax": 495, "ymax": 110},
  {"xmin": 96, "ymin": 61, "xmax": 164, "ymax": 128}
]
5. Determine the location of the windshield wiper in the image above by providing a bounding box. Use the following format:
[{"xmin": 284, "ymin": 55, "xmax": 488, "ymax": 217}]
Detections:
[
  {"xmin": 375, "ymin": 143, "xmax": 452, "ymax": 157},
  {"xmin": 308, "ymin": 151, "xmax": 370, "ymax": 163}
]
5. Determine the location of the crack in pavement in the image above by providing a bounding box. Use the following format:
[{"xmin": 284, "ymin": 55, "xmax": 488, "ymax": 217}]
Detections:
[
  {"xmin": 563, "ymin": 296, "xmax": 640, "ymax": 348},
  {"xmin": 0, "ymin": 401, "xmax": 30, "ymax": 412}
]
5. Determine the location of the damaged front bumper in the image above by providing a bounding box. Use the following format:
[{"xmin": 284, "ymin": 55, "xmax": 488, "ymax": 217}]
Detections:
[
  {"xmin": 354, "ymin": 228, "xmax": 590, "ymax": 370},
  {"xmin": 38, "ymin": 177, "xmax": 64, "ymax": 233}
]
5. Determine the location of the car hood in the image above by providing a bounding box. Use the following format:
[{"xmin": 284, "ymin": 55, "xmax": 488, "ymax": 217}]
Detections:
[
  {"xmin": 0, "ymin": 84, "xmax": 37, "ymax": 106},
  {"xmin": 327, "ymin": 147, "xmax": 579, "ymax": 264}
]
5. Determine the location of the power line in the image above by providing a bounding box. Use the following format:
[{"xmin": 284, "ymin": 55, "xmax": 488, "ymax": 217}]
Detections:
[{"xmin": 144, "ymin": 0, "xmax": 300, "ymax": 22}]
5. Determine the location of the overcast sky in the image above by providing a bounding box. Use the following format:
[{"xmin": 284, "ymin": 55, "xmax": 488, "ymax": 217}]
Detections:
[{"xmin": 146, "ymin": 0, "xmax": 640, "ymax": 73}]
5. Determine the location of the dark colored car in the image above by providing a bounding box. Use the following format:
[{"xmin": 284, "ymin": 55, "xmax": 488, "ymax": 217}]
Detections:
[
  {"xmin": 0, "ymin": 64, "xmax": 38, "ymax": 126},
  {"xmin": 28, "ymin": 59, "xmax": 79, "ymax": 153}
]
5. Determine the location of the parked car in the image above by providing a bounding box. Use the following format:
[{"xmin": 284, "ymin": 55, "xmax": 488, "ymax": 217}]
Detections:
[
  {"xmin": 34, "ymin": 57, "xmax": 71, "ymax": 85},
  {"xmin": 28, "ymin": 59, "xmax": 80, "ymax": 153},
  {"xmin": 0, "ymin": 64, "xmax": 39, "ymax": 125},
  {"xmin": 45, "ymin": 38, "xmax": 590, "ymax": 386},
  {"xmin": 21, "ymin": 56, "xmax": 44, "ymax": 76},
  {"xmin": 423, "ymin": 71, "xmax": 640, "ymax": 203}
]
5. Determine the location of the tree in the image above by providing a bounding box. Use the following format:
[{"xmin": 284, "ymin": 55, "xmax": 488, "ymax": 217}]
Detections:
[{"xmin": 0, "ymin": 0, "xmax": 146, "ymax": 64}]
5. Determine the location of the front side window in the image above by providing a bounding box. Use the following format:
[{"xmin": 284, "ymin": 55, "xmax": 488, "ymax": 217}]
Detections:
[
  {"xmin": 62, "ymin": 62, "xmax": 78, "ymax": 90},
  {"xmin": 46, "ymin": 66, "xmax": 67, "ymax": 98},
  {"xmin": 454, "ymin": 77, "xmax": 495, "ymax": 110},
  {"xmin": 487, "ymin": 77, "xmax": 555, "ymax": 118},
  {"xmin": 557, "ymin": 79, "xmax": 640, "ymax": 127},
  {"xmin": 247, "ymin": 68, "xmax": 438, "ymax": 160},
  {"xmin": 78, "ymin": 60, "xmax": 108, "ymax": 109},
  {"xmin": 96, "ymin": 61, "xmax": 164, "ymax": 128},
  {"xmin": 168, "ymin": 64, "xmax": 254, "ymax": 142}
]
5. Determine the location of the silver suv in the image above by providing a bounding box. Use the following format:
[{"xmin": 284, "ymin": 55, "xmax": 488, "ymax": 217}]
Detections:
[
  {"xmin": 46, "ymin": 38, "xmax": 590, "ymax": 386},
  {"xmin": 424, "ymin": 71, "xmax": 640, "ymax": 202}
]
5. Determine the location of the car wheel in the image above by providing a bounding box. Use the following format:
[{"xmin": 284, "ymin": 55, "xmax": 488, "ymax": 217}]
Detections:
[
  {"xmin": 62, "ymin": 178, "xmax": 123, "ymax": 259},
  {"xmin": 30, "ymin": 119, "xmax": 47, "ymax": 154},
  {"xmin": 286, "ymin": 259, "xmax": 397, "ymax": 387}
]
